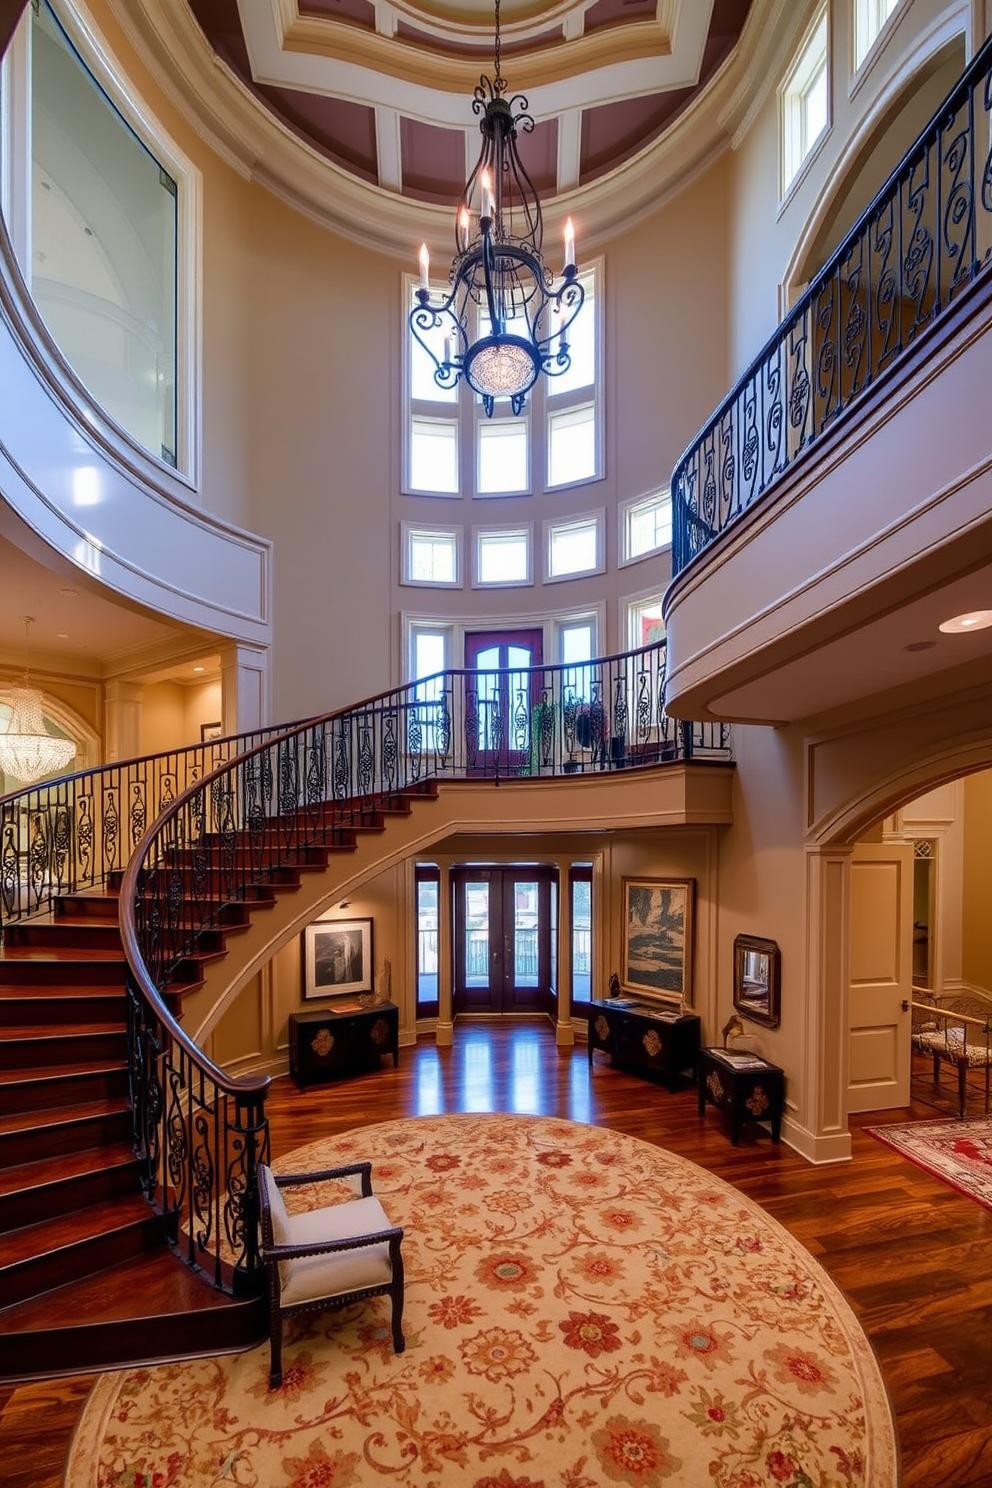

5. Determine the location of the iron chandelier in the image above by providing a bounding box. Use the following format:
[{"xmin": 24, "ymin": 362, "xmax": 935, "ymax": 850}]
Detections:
[{"xmin": 409, "ymin": 0, "xmax": 584, "ymax": 417}]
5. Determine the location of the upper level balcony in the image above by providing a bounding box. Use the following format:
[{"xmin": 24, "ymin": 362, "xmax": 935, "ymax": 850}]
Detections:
[{"xmin": 663, "ymin": 33, "xmax": 992, "ymax": 729}]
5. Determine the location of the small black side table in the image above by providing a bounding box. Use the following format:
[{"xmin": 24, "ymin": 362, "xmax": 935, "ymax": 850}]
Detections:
[{"xmin": 697, "ymin": 1047, "xmax": 784, "ymax": 1145}]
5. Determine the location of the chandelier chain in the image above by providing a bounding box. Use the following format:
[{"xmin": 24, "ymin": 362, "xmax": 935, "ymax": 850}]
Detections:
[{"xmin": 493, "ymin": 0, "xmax": 504, "ymax": 95}]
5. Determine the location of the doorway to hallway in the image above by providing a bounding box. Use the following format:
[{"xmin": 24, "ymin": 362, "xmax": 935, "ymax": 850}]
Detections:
[{"xmin": 452, "ymin": 867, "xmax": 555, "ymax": 1018}]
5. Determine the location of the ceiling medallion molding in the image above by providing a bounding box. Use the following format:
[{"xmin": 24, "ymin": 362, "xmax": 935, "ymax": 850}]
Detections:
[{"xmin": 111, "ymin": 0, "xmax": 782, "ymax": 258}]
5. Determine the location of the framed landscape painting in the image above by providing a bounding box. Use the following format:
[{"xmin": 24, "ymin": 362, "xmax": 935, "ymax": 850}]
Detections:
[
  {"xmin": 303, "ymin": 918, "xmax": 373, "ymax": 1000},
  {"xmin": 621, "ymin": 877, "xmax": 694, "ymax": 1005}
]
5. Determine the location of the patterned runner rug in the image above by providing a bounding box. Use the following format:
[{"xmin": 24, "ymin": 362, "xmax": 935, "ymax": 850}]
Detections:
[
  {"xmin": 66, "ymin": 1114, "xmax": 896, "ymax": 1487},
  {"xmin": 865, "ymin": 1116, "xmax": 992, "ymax": 1211}
]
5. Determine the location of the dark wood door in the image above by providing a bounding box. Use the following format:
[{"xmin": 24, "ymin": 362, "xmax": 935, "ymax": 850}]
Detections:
[
  {"xmin": 452, "ymin": 868, "xmax": 555, "ymax": 1017},
  {"xmin": 464, "ymin": 629, "xmax": 543, "ymax": 772}
]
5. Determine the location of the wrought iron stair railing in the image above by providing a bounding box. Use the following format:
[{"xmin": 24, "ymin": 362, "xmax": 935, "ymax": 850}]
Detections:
[
  {"xmin": 4, "ymin": 640, "xmax": 731, "ymax": 1294},
  {"xmin": 672, "ymin": 30, "xmax": 992, "ymax": 575}
]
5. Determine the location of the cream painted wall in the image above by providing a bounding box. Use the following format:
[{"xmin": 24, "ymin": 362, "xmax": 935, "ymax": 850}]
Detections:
[{"xmin": 962, "ymin": 769, "xmax": 992, "ymax": 992}]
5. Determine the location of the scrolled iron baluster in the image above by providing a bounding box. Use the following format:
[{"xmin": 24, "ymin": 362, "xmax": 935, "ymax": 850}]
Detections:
[
  {"xmin": 191, "ymin": 1109, "xmax": 216, "ymax": 1254},
  {"xmin": 813, "ymin": 276, "xmax": 838, "ymax": 434},
  {"xmin": 0, "ymin": 816, "xmax": 18, "ymax": 917},
  {"xmin": 739, "ymin": 382, "xmax": 759, "ymax": 509},
  {"xmin": 74, "ymin": 791, "xmax": 93, "ymax": 887},
  {"xmin": 941, "ymin": 109, "xmax": 976, "ymax": 292},
  {"xmin": 436, "ymin": 686, "xmax": 452, "ymax": 767},
  {"xmin": 130, "ymin": 782, "xmax": 147, "ymax": 850},
  {"xmin": 358, "ymin": 716, "xmax": 375, "ymax": 795},
  {"xmin": 635, "ymin": 669, "xmax": 652, "ymax": 745},
  {"xmin": 102, "ymin": 787, "xmax": 120, "ymax": 875},
  {"xmin": 612, "ymin": 674, "xmax": 628, "ymax": 761},
  {"xmin": 589, "ymin": 681, "xmax": 605, "ymax": 765},
  {"xmin": 407, "ymin": 706, "xmax": 423, "ymax": 778},
  {"xmin": 538, "ymin": 689, "xmax": 555, "ymax": 768},
  {"xmin": 28, "ymin": 810, "xmax": 49, "ymax": 911},
  {"xmin": 871, "ymin": 202, "xmax": 898, "ymax": 371},
  {"xmin": 464, "ymin": 687, "xmax": 479, "ymax": 770},
  {"xmin": 764, "ymin": 349, "xmax": 784, "ymax": 484},
  {"xmin": 50, "ymin": 803, "xmax": 72, "ymax": 893},
  {"xmin": 165, "ymin": 1065, "xmax": 189, "ymax": 1220},
  {"xmin": 903, "ymin": 149, "xmax": 935, "ymax": 335},
  {"xmin": 332, "ymin": 723, "xmax": 351, "ymax": 801},
  {"xmin": 562, "ymin": 686, "xmax": 578, "ymax": 761},
  {"xmin": 243, "ymin": 758, "xmax": 267, "ymax": 875},
  {"xmin": 512, "ymin": 686, "xmax": 528, "ymax": 754},
  {"xmin": 381, "ymin": 709, "xmax": 398, "ymax": 792}
]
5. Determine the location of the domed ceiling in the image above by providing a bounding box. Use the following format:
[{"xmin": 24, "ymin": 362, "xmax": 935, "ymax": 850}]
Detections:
[
  {"xmin": 186, "ymin": 0, "xmax": 752, "ymax": 205},
  {"xmin": 117, "ymin": 0, "xmax": 776, "ymax": 252}
]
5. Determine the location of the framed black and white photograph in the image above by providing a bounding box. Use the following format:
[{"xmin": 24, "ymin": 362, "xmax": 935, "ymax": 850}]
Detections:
[
  {"xmin": 303, "ymin": 918, "xmax": 373, "ymax": 1000},
  {"xmin": 621, "ymin": 877, "xmax": 694, "ymax": 1005},
  {"xmin": 200, "ymin": 721, "xmax": 222, "ymax": 742}
]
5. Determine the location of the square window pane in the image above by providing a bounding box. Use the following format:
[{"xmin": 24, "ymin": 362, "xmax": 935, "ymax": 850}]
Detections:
[
  {"xmin": 411, "ymin": 419, "xmax": 458, "ymax": 493},
  {"xmin": 560, "ymin": 623, "xmax": 593, "ymax": 664},
  {"xmin": 408, "ymin": 531, "xmax": 457, "ymax": 583},
  {"xmin": 625, "ymin": 493, "xmax": 672, "ymax": 559},
  {"xmin": 802, "ymin": 63, "xmax": 827, "ymax": 150},
  {"xmin": 628, "ymin": 599, "xmax": 665, "ymax": 650},
  {"xmin": 549, "ymin": 520, "xmax": 597, "ymax": 577},
  {"xmin": 548, "ymin": 404, "xmax": 596, "ymax": 488},
  {"xmin": 478, "ymin": 420, "xmax": 528, "ymax": 494},
  {"xmin": 478, "ymin": 531, "xmax": 529, "ymax": 584},
  {"xmin": 414, "ymin": 630, "xmax": 446, "ymax": 679}
]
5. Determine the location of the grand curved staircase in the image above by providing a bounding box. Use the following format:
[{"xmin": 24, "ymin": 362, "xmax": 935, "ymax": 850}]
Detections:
[{"xmin": 0, "ymin": 645, "xmax": 728, "ymax": 1381}]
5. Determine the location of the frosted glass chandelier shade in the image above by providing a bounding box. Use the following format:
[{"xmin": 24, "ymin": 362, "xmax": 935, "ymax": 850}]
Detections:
[{"xmin": 0, "ymin": 685, "xmax": 76, "ymax": 785}]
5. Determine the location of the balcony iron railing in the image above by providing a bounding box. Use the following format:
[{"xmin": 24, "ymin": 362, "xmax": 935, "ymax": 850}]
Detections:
[
  {"xmin": 2, "ymin": 641, "xmax": 730, "ymax": 1293},
  {"xmin": 672, "ymin": 31, "xmax": 992, "ymax": 575}
]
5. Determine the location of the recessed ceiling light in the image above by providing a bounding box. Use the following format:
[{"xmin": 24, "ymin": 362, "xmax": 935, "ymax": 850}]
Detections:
[
  {"xmin": 56, "ymin": 631, "xmax": 70, "ymax": 640},
  {"xmin": 938, "ymin": 609, "xmax": 992, "ymax": 634},
  {"xmin": 903, "ymin": 640, "xmax": 936, "ymax": 652},
  {"xmin": 60, "ymin": 587, "xmax": 78, "ymax": 598},
  {"xmin": 193, "ymin": 665, "xmax": 205, "ymax": 673}
]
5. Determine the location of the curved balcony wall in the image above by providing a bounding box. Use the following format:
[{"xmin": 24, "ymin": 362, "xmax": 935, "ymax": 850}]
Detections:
[{"xmin": 665, "ymin": 31, "xmax": 992, "ymax": 727}]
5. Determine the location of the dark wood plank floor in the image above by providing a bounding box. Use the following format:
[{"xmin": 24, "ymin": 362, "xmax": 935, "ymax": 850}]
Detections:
[{"xmin": 2, "ymin": 1024, "xmax": 990, "ymax": 1488}]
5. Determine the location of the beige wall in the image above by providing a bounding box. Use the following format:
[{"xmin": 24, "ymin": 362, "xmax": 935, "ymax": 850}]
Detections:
[{"xmin": 962, "ymin": 769, "xmax": 992, "ymax": 993}]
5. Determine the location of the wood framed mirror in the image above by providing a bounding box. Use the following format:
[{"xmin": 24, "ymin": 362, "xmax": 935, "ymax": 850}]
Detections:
[{"xmin": 733, "ymin": 934, "xmax": 781, "ymax": 1028}]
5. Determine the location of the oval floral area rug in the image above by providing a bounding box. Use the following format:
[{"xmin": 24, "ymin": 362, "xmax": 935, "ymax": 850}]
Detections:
[{"xmin": 66, "ymin": 1114, "xmax": 897, "ymax": 1488}]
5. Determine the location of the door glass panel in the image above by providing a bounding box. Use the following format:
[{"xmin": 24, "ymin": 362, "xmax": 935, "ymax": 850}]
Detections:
[
  {"xmin": 513, "ymin": 880, "xmax": 539, "ymax": 987},
  {"xmin": 572, "ymin": 878, "xmax": 591, "ymax": 1001},
  {"xmin": 416, "ymin": 873, "xmax": 439, "ymax": 1010},
  {"xmin": 464, "ymin": 881, "xmax": 490, "ymax": 987}
]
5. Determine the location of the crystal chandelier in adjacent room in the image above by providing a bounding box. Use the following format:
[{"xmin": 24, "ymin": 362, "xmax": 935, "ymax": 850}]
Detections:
[
  {"xmin": 409, "ymin": 0, "xmax": 584, "ymax": 416},
  {"xmin": 0, "ymin": 616, "xmax": 76, "ymax": 786}
]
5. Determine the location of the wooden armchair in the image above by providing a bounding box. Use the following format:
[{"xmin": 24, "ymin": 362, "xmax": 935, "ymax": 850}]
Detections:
[
  {"xmin": 911, "ymin": 992, "xmax": 992, "ymax": 1119},
  {"xmin": 258, "ymin": 1160, "xmax": 405, "ymax": 1388}
]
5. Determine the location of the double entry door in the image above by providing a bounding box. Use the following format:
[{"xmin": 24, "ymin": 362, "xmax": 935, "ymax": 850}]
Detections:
[{"xmin": 452, "ymin": 867, "xmax": 555, "ymax": 1017}]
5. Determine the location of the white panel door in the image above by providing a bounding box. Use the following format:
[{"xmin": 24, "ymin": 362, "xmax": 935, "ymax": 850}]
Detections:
[{"xmin": 847, "ymin": 842, "xmax": 913, "ymax": 1114}]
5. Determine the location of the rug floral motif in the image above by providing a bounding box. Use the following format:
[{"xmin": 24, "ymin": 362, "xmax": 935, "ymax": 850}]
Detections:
[
  {"xmin": 67, "ymin": 1114, "xmax": 897, "ymax": 1488},
  {"xmin": 866, "ymin": 1116, "xmax": 992, "ymax": 1212}
]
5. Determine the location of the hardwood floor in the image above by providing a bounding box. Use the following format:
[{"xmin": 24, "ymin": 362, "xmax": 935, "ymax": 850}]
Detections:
[{"xmin": 2, "ymin": 1023, "xmax": 990, "ymax": 1488}]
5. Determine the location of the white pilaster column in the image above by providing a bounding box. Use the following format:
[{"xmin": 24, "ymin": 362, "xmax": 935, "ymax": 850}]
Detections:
[
  {"xmin": 791, "ymin": 844, "xmax": 854, "ymax": 1163},
  {"xmin": 219, "ymin": 643, "xmax": 269, "ymax": 735},
  {"xmin": 103, "ymin": 680, "xmax": 143, "ymax": 763}
]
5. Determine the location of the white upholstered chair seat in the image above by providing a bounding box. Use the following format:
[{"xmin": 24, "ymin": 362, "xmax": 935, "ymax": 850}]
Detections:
[{"xmin": 259, "ymin": 1161, "xmax": 405, "ymax": 1387}]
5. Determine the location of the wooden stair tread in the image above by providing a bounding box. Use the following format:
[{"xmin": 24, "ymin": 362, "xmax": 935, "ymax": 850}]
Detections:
[
  {"xmin": 0, "ymin": 1097, "xmax": 129, "ymax": 1139},
  {"xmin": 0, "ymin": 1023, "xmax": 124, "ymax": 1040},
  {"xmin": 0, "ymin": 1247, "xmax": 243, "ymax": 1332},
  {"xmin": 0, "ymin": 983, "xmax": 125, "ymax": 997},
  {"xmin": 2, "ymin": 1058, "xmax": 126, "ymax": 1086},
  {"xmin": 0, "ymin": 1142, "xmax": 136, "ymax": 1198},
  {"xmin": 0, "ymin": 1193, "xmax": 154, "ymax": 1267},
  {"xmin": 0, "ymin": 947, "xmax": 126, "ymax": 962}
]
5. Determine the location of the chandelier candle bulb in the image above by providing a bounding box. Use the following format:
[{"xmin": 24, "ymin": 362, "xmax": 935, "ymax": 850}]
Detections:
[
  {"xmin": 418, "ymin": 243, "xmax": 429, "ymax": 292},
  {"xmin": 564, "ymin": 217, "xmax": 575, "ymax": 271},
  {"xmin": 481, "ymin": 170, "xmax": 494, "ymax": 221}
]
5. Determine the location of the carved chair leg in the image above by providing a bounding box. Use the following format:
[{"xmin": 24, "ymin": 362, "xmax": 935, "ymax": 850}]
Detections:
[
  {"xmin": 957, "ymin": 1060, "xmax": 967, "ymax": 1121},
  {"xmin": 269, "ymin": 1312, "xmax": 284, "ymax": 1390},
  {"xmin": 389, "ymin": 1238, "xmax": 406, "ymax": 1353}
]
